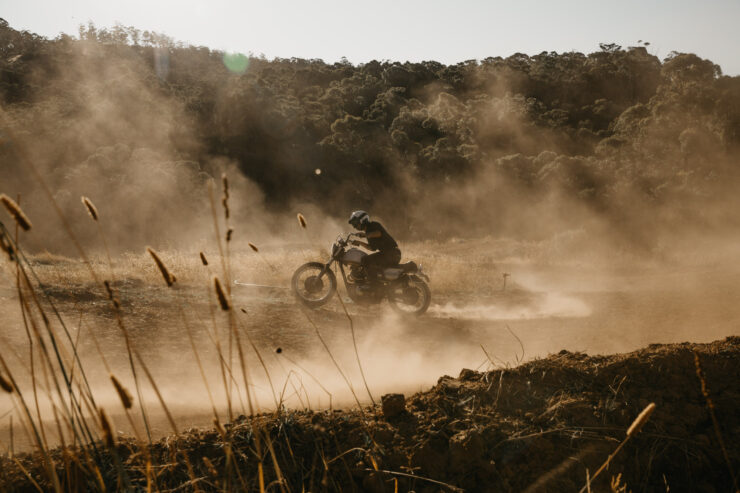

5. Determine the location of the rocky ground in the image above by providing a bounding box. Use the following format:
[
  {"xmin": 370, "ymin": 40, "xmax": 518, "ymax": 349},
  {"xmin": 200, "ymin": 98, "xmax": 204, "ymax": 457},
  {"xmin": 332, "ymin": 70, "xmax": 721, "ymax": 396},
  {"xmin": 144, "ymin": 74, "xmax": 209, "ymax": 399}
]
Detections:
[{"xmin": 1, "ymin": 336, "xmax": 738, "ymax": 492}]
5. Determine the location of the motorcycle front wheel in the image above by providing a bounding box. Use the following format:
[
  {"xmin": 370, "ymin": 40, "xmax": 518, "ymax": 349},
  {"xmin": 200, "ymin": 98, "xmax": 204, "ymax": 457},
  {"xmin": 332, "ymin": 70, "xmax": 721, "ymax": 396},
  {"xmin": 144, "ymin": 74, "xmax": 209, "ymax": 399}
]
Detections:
[
  {"xmin": 292, "ymin": 262, "xmax": 337, "ymax": 308},
  {"xmin": 388, "ymin": 277, "xmax": 431, "ymax": 316}
]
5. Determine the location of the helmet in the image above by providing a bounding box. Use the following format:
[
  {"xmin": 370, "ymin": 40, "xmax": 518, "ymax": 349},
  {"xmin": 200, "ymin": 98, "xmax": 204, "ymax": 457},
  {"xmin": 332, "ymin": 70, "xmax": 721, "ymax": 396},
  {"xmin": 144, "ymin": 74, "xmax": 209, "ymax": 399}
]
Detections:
[{"xmin": 348, "ymin": 210, "xmax": 370, "ymax": 230}]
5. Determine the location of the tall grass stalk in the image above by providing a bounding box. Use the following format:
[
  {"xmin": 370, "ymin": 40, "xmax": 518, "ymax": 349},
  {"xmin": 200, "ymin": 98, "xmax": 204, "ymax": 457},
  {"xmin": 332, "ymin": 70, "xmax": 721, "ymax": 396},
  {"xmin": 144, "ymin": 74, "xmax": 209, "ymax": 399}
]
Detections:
[
  {"xmin": 693, "ymin": 351, "xmax": 738, "ymax": 491},
  {"xmin": 82, "ymin": 198, "xmax": 154, "ymax": 449},
  {"xmin": 208, "ymin": 180, "xmax": 235, "ymax": 423},
  {"xmin": 81, "ymin": 196, "xmax": 114, "ymax": 281},
  {"xmin": 14, "ymin": 275, "xmax": 93, "ymax": 449},
  {"xmin": 2, "ymin": 222, "xmax": 101, "ymax": 447},
  {"xmin": 335, "ymin": 295, "xmax": 375, "ymax": 406},
  {"xmin": 278, "ymin": 350, "xmax": 334, "ymax": 411},
  {"xmin": 0, "ymin": 353, "xmax": 62, "ymax": 492},
  {"xmin": 236, "ymin": 313, "xmax": 279, "ymax": 410},
  {"xmin": 199, "ymin": 256, "xmax": 236, "ymax": 422},
  {"xmin": 302, "ymin": 310, "xmax": 364, "ymax": 414},
  {"xmin": 579, "ymin": 402, "xmax": 656, "ymax": 493},
  {"xmin": 133, "ymin": 350, "xmax": 203, "ymax": 492},
  {"xmin": 0, "ymin": 194, "xmax": 32, "ymax": 231}
]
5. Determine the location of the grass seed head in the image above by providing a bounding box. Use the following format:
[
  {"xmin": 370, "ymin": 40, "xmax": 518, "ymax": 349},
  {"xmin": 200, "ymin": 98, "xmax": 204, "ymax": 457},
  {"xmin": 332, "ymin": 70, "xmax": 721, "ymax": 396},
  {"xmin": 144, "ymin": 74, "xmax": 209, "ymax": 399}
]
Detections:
[
  {"xmin": 222, "ymin": 196, "xmax": 230, "ymax": 219},
  {"xmin": 221, "ymin": 174, "xmax": 230, "ymax": 219},
  {"xmin": 297, "ymin": 213, "xmax": 307, "ymax": 229},
  {"xmin": 0, "ymin": 194, "xmax": 32, "ymax": 231},
  {"xmin": 81, "ymin": 196, "xmax": 99, "ymax": 221},
  {"xmin": 103, "ymin": 280, "xmax": 121, "ymax": 308},
  {"xmin": 147, "ymin": 247, "xmax": 176, "ymax": 287},
  {"xmin": 0, "ymin": 373, "xmax": 13, "ymax": 393},
  {"xmin": 627, "ymin": 402, "xmax": 656, "ymax": 437},
  {"xmin": 0, "ymin": 232, "xmax": 15, "ymax": 261},
  {"xmin": 248, "ymin": 242, "xmax": 259, "ymax": 252},
  {"xmin": 221, "ymin": 173, "xmax": 229, "ymax": 199},
  {"xmin": 203, "ymin": 457, "xmax": 218, "ymax": 477},
  {"xmin": 214, "ymin": 276, "xmax": 230, "ymax": 310},
  {"xmin": 99, "ymin": 408, "xmax": 115, "ymax": 448},
  {"xmin": 103, "ymin": 280, "xmax": 114, "ymax": 299},
  {"xmin": 110, "ymin": 374, "xmax": 133, "ymax": 409},
  {"xmin": 199, "ymin": 251, "xmax": 208, "ymax": 266}
]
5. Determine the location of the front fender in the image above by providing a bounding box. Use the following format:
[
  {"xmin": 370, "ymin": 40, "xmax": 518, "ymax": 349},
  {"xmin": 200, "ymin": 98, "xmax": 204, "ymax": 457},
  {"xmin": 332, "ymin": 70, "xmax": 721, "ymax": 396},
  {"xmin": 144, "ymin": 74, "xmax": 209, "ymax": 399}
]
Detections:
[{"xmin": 410, "ymin": 273, "xmax": 429, "ymax": 283}]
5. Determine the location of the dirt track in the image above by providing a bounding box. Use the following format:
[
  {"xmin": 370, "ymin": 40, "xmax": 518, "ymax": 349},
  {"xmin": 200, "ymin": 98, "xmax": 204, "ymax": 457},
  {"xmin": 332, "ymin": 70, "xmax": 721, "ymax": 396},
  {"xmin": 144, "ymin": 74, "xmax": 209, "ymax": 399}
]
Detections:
[{"xmin": 1, "ymin": 246, "xmax": 739, "ymax": 453}]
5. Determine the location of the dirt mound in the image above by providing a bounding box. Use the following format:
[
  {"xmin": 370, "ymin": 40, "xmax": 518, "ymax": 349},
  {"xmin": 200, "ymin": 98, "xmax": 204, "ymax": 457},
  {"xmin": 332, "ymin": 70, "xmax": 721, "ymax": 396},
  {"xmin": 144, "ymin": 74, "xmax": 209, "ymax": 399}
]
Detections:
[{"xmin": 2, "ymin": 337, "xmax": 738, "ymax": 492}]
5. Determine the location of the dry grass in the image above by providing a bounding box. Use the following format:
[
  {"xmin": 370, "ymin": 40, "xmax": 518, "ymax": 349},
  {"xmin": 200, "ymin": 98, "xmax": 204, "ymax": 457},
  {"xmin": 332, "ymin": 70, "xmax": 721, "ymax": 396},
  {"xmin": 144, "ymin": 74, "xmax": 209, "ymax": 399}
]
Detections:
[
  {"xmin": 147, "ymin": 247, "xmax": 176, "ymax": 287},
  {"xmin": 694, "ymin": 351, "xmax": 739, "ymax": 491},
  {"xmin": 0, "ymin": 193, "xmax": 32, "ymax": 231},
  {"xmin": 80, "ymin": 196, "xmax": 99, "ymax": 221},
  {"xmin": 110, "ymin": 375, "xmax": 133, "ymax": 410},
  {"xmin": 580, "ymin": 402, "xmax": 657, "ymax": 493},
  {"xmin": 0, "ymin": 373, "xmax": 13, "ymax": 393},
  {"xmin": 213, "ymin": 276, "xmax": 230, "ymax": 311}
]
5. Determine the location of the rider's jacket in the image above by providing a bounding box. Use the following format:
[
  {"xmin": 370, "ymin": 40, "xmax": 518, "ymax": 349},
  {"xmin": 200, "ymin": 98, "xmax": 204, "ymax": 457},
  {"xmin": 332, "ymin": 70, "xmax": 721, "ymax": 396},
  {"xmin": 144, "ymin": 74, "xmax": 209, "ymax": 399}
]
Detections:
[{"xmin": 365, "ymin": 221, "xmax": 398, "ymax": 252}]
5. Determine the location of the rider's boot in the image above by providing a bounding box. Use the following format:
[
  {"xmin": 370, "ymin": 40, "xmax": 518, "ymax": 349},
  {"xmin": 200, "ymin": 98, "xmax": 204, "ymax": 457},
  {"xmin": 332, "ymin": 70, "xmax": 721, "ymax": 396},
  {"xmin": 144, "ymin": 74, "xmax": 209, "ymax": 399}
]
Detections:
[{"xmin": 358, "ymin": 269, "xmax": 382, "ymax": 293}]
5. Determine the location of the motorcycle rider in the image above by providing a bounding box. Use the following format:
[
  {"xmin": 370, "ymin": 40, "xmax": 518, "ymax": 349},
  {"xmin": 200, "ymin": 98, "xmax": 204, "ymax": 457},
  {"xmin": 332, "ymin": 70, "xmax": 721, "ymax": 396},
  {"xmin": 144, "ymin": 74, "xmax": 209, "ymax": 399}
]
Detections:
[{"xmin": 348, "ymin": 210, "xmax": 401, "ymax": 285}]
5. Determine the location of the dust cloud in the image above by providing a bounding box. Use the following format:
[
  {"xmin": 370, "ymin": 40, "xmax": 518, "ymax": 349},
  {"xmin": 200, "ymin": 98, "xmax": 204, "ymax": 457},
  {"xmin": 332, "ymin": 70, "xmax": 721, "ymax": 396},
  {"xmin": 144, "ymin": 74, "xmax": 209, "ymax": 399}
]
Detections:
[
  {"xmin": 429, "ymin": 293, "xmax": 592, "ymax": 320},
  {"xmin": 2, "ymin": 28, "xmax": 740, "ymax": 452}
]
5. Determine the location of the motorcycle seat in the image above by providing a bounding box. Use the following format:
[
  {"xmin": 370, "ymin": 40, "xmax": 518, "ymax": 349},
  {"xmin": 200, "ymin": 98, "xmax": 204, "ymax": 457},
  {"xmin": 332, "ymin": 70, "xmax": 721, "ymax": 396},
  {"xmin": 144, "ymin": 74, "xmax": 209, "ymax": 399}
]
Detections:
[{"xmin": 398, "ymin": 261, "xmax": 418, "ymax": 273}]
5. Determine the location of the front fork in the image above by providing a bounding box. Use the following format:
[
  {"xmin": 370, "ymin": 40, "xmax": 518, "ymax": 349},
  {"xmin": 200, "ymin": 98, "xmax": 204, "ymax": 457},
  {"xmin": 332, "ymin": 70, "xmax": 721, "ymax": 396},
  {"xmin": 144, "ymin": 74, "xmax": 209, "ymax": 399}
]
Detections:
[
  {"xmin": 318, "ymin": 258, "xmax": 335, "ymax": 278},
  {"xmin": 336, "ymin": 262, "xmax": 351, "ymax": 286}
]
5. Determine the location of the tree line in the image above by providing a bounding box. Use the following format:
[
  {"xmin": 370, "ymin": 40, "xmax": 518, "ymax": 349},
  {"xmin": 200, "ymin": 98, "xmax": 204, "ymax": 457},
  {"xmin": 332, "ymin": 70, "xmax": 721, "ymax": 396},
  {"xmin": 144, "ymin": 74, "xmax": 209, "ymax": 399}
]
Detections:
[{"xmin": 1, "ymin": 19, "xmax": 739, "ymax": 241}]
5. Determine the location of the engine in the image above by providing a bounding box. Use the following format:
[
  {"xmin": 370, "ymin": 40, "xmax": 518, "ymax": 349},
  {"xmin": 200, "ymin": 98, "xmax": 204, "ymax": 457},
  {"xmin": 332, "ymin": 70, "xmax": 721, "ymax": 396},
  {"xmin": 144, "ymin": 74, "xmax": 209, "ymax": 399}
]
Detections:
[{"xmin": 348, "ymin": 265, "xmax": 367, "ymax": 283}]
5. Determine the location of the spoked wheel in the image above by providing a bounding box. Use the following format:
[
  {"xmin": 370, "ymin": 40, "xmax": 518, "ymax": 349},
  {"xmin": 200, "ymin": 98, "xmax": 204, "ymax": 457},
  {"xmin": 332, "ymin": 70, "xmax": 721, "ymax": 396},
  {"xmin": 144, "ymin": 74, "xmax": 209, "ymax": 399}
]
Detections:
[
  {"xmin": 291, "ymin": 262, "xmax": 337, "ymax": 308},
  {"xmin": 388, "ymin": 277, "xmax": 431, "ymax": 316}
]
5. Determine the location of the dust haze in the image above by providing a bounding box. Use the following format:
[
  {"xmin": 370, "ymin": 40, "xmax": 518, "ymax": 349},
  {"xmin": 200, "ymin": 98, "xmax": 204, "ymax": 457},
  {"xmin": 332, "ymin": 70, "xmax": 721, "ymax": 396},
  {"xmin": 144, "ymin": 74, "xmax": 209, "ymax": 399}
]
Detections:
[{"xmin": 1, "ymin": 21, "xmax": 740, "ymax": 447}]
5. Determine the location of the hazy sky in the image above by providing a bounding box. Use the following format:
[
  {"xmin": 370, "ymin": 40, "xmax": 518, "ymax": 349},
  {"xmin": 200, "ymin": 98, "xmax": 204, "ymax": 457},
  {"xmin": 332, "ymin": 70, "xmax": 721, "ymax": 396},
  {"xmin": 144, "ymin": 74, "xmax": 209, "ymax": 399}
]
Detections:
[{"xmin": 3, "ymin": 0, "xmax": 739, "ymax": 75}]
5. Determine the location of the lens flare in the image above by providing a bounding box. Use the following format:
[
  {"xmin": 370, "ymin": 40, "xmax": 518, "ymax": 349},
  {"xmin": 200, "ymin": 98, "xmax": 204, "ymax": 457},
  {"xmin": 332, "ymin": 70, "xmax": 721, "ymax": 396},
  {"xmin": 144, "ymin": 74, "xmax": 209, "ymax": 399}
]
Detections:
[
  {"xmin": 154, "ymin": 47, "xmax": 170, "ymax": 80},
  {"xmin": 222, "ymin": 52, "xmax": 249, "ymax": 74}
]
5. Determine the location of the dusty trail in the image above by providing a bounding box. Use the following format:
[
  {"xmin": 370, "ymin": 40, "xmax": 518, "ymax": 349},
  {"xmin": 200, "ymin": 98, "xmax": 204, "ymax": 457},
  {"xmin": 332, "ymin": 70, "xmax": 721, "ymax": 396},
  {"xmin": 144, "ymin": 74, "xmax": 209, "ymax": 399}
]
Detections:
[{"xmin": 0, "ymin": 245, "xmax": 739, "ymax": 452}]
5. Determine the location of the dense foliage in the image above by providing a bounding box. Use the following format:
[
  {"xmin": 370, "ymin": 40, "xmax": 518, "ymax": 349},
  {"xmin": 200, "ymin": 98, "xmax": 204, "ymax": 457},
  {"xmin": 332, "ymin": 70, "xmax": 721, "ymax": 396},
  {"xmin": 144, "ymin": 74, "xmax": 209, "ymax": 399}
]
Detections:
[{"xmin": 1, "ymin": 19, "xmax": 739, "ymax": 242}]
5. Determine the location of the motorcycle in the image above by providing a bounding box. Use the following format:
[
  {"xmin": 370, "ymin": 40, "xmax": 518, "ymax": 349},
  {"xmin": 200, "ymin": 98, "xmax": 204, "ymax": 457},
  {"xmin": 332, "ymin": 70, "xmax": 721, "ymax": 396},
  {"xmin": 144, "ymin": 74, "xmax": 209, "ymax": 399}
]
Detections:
[{"xmin": 291, "ymin": 232, "xmax": 431, "ymax": 315}]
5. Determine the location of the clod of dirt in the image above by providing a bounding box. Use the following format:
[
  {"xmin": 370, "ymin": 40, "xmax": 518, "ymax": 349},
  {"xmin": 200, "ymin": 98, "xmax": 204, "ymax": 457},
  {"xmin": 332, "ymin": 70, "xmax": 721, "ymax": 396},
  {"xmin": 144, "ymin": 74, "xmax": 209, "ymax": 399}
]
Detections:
[{"xmin": 381, "ymin": 393, "xmax": 406, "ymax": 418}]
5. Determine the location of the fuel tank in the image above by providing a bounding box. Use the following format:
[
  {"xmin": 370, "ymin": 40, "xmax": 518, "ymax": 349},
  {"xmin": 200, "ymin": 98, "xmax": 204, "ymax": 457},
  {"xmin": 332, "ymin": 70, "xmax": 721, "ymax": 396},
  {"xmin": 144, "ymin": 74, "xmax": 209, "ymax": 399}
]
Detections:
[{"xmin": 340, "ymin": 248, "xmax": 367, "ymax": 265}]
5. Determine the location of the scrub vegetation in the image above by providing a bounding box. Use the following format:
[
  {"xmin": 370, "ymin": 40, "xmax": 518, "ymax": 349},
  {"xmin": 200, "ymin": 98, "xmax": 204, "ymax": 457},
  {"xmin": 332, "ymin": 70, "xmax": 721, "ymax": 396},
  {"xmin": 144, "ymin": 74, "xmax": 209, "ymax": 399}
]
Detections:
[{"xmin": 2, "ymin": 19, "xmax": 740, "ymax": 247}]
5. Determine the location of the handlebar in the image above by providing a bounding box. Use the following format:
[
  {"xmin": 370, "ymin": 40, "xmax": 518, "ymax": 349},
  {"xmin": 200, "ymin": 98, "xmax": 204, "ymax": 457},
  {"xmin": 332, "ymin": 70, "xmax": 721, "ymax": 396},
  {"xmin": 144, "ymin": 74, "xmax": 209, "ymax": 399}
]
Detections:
[{"xmin": 337, "ymin": 232, "xmax": 360, "ymax": 244}]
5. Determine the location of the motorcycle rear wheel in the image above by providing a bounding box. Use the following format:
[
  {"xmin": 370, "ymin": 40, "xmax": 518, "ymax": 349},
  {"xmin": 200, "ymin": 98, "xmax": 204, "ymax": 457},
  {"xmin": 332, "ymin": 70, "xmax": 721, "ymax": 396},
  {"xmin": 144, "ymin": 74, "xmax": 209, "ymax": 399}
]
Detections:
[
  {"xmin": 388, "ymin": 277, "xmax": 431, "ymax": 316},
  {"xmin": 292, "ymin": 262, "xmax": 337, "ymax": 308}
]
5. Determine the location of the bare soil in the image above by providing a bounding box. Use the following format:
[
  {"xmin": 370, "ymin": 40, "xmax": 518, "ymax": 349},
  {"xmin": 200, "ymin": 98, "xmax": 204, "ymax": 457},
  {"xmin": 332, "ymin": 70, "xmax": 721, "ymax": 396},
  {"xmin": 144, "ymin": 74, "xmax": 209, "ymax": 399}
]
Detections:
[{"xmin": 1, "ymin": 337, "xmax": 738, "ymax": 492}]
